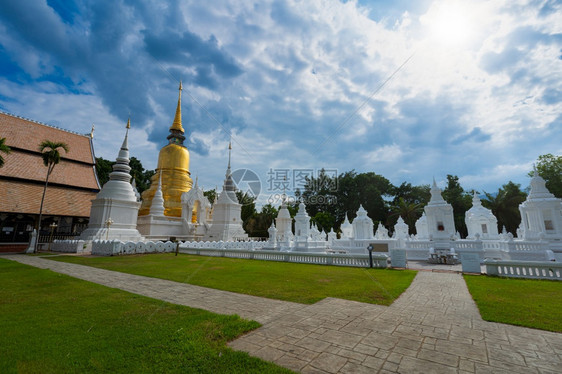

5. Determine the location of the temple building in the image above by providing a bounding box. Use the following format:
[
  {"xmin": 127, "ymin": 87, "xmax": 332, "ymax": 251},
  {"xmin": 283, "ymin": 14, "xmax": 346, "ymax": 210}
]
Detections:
[
  {"xmin": 133, "ymin": 84, "xmax": 249, "ymax": 241},
  {"xmin": 139, "ymin": 82, "xmax": 193, "ymax": 217},
  {"xmin": 0, "ymin": 112, "xmax": 100, "ymax": 251}
]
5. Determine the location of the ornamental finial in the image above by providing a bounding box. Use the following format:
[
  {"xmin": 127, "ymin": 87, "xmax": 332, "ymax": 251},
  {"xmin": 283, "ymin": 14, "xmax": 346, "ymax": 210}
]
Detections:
[{"xmin": 170, "ymin": 81, "xmax": 184, "ymax": 133}]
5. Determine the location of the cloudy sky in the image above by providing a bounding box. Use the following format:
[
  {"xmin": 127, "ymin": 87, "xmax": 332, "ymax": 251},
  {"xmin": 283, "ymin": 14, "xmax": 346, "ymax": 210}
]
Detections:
[{"xmin": 0, "ymin": 0, "xmax": 560, "ymax": 202}]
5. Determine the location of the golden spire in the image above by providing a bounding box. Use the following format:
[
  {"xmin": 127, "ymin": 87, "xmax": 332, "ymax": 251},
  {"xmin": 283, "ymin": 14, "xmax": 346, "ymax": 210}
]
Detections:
[
  {"xmin": 170, "ymin": 81, "xmax": 184, "ymax": 133},
  {"xmin": 126, "ymin": 118, "xmax": 131, "ymax": 129}
]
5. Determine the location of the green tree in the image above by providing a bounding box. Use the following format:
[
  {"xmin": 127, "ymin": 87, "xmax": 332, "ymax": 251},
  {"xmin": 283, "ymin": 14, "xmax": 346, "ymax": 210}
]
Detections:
[
  {"xmin": 0, "ymin": 137, "xmax": 11, "ymax": 168},
  {"xmin": 390, "ymin": 197, "xmax": 424, "ymax": 235},
  {"xmin": 354, "ymin": 172, "xmax": 393, "ymax": 223},
  {"xmin": 244, "ymin": 204, "xmax": 278, "ymax": 238},
  {"xmin": 203, "ymin": 189, "xmax": 217, "ymax": 205},
  {"xmin": 302, "ymin": 169, "xmax": 393, "ymax": 233},
  {"xmin": 391, "ymin": 182, "xmax": 431, "ymax": 206},
  {"xmin": 482, "ymin": 181, "xmax": 527, "ymax": 234},
  {"xmin": 95, "ymin": 157, "xmax": 113, "ymax": 187},
  {"xmin": 387, "ymin": 182, "xmax": 430, "ymax": 230},
  {"xmin": 287, "ymin": 201, "xmax": 299, "ymax": 218},
  {"xmin": 311, "ymin": 211, "xmax": 335, "ymax": 233},
  {"xmin": 95, "ymin": 156, "xmax": 154, "ymax": 194},
  {"xmin": 35, "ymin": 141, "xmax": 69, "ymax": 252},
  {"xmin": 530, "ymin": 154, "xmax": 562, "ymax": 198},
  {"xmin": 236, "ymin": 191, "xmax": 257, "ymax": 233},
  {"xmin": 259, "ymin": 204, "xmax": 278, "ymax": 226},
  {"xmin": 301, "ymin": 168, "xmax": 339, "ymax": 218},
  {"xmin": 442, "ymin": 175, "xmax": 472, "ymax": 238},
  {"xmin": 129, "ymin": 157, "xmax": 155, "ymax": 194}
]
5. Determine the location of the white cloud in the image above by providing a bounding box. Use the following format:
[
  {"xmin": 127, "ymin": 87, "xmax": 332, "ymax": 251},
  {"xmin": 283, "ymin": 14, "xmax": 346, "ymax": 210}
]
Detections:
[
  {"xmin": 460, "ymin": 162, "xmax": 534, "ymax": 192},
  {"xmin": 0, "ymin": 0, "xmax": 559, "ymax": 197}
]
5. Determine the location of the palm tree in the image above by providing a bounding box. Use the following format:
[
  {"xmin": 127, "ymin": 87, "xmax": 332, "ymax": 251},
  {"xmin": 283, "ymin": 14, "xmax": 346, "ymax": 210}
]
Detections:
[
  {"xmin": 390, "ymin": 197, "xmax": 424, "ymax": 235},
  {"xmin": 0, "ymin": 137, "xmax": 11, "ymax": 167},
  {"xmin": 34, "ymin": 141, "xmax": 69, "ymax": 252},
  {"xmin": 481, "ymin": 182, "xmax": 526, "ymax": 235}
]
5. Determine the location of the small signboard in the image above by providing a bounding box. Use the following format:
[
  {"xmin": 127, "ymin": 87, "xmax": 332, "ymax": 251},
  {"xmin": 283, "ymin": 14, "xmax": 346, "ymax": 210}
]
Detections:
[
  {"xmin": 461, "ymin": 253, "xmax": 481, "ymax": 273},
  {"xmin": 390, "ymin": 249, "xmax": 407, "ymax": 268},
  {"xmin": 369, "ymin": 243, "xmax": 388, "ymax": 252}
]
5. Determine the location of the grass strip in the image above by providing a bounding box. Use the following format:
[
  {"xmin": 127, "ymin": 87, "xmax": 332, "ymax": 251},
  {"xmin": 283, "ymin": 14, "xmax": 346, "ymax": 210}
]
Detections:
[
  {"xmin": 0, "ymin": 258, "xmax": 292, "ymax": 373},
  {"xmin": 464, "ymin": 274, "xmax": 562, "ymax": 333},
  {"xmin": 51, "ymin": 253, "xmax": 416, "ymax": 305}
]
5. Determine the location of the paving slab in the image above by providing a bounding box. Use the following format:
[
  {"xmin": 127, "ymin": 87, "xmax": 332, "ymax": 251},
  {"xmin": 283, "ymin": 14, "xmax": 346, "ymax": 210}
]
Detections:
[{"xmin": 3, "ymin": 254, "xmax": 562, "ymax": 373}]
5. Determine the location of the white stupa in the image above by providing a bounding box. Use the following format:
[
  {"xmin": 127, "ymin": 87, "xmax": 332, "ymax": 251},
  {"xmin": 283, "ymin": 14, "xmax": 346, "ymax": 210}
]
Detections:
[
  {"xmin": 424, "ymin": 178, "xmax": 455, "ymax": 240},
  {"xmin": 415, "ymin": 212, "xmax": 429, "ymax": 239},
  {"xmin": 519, "ymin": 168, "xmax": 562, "ymax": 241},
  {"xmin": 374, "ymin": 222, "xmax": 389, "ymax": 239},
  {"xmin": 340, "ymin": 215, "xmax": 354, "ymax": 239},
  {"xmin": 149, "ymin": 172, "xmax": 165, "ymax": 216},
  {"xmin": 465, "ymin": 192, "xmax": 499, "ymax": 239},
  {"xmin": 394, "ymin": 216, "xmax": 409, "ymax": 239},
  {"xmin": 352, "ymin": 205, "xmax": 374, "ymax": 240},
  {"xmin": 267, "ymin": 222, "xmax": 277, "ymax": 248},
  {"xmin": 276, "ymin": 197, "xmax": 293, "ymax": 242},
  {"xmin": 294, "ymin": 202, "xmax": 310, "ymax": 240},
  {"xmin": 137, "ymin": 169, "xmax": 185, "ymax": 239},
  {"xmin": 204, "ymin": 142, "xmax": 247, "ymax": 241},
  {"xmin": 80, "ymin": 119, "xmax": 142, "ymax": 241},
  {"xmin": 131, "ymin": 179, "xmax": 141, "ymax": 202}
]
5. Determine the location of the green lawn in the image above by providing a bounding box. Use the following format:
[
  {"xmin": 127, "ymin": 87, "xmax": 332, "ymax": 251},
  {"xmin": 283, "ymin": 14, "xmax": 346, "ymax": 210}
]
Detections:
[
  {"xmin": 50, "ymin": 253, "xmax": 417, "ymax": 305},
  {"xmin": 0, "ymin": 259, "xmax": 292, "ymax": 374},
  {"xmin": 464, "ymin": 274, "xmax": 562, "ymax": 333}
]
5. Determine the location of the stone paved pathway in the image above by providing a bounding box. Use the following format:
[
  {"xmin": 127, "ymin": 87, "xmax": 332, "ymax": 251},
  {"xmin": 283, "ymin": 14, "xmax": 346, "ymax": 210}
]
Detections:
[{"xmin": 4, "ymin": 254, "xmax": 562, "ymax": 373}]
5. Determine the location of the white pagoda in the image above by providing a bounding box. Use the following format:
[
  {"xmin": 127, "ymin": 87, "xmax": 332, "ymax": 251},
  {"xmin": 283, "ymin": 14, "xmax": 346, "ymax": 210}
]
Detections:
[
  {"xmin": 519, "ymin": 169, "xmax": 562, "ymax": 242},
  {"xmin": 424, "ymin": 178, "xmax": 456, "ymax": 240},
  {"xmin": 340, "ymin": 215, "xmax": 354, "ymax": 239},
  {"xmin": 204, "ymin": 143, "xmax": 247, "ymax": 241},
  {"xmin": 294, "ymin": 202, "xmax": 311, "ymax": 240},
  {"xmin": 80, "ymin": 119, "xmax": 142, "ymax": 241},
  {"xmin": 465, "ymin": 192, "xmax": 499, "ymax": 239},
  {"xmin": 352, "ymin": 205, "xmax": 374, "ymax": 240}
]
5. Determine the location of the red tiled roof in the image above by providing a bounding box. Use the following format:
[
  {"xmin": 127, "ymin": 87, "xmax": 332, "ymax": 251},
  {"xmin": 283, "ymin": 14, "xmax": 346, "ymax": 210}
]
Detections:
[
  {"xmin": 1, "ymin": 150, "xmax": 99, "ymax": 190},
  {"xmin": 0, "ymin": 180, "xmax": 96, "ymax": 217},
  {"xmin": 0, "ymin": 111, "xmax": 100, "ymax": 191},
  {"xmin": 0, "ymin": 111, "xmax": 94, "ymax": 164}
]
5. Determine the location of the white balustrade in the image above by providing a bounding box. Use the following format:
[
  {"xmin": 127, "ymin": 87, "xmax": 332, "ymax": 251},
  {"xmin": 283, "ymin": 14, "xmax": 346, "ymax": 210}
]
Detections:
[
  {"xmin": 484, "ymin": 259, "xmax": 562, "ymax": 280},
  {"xmin": 51, "ymin": 240, "xmax": 86, "ymax": 253},
  {"xmin": 177, "ymin": 245, "xmax": 388, "ymax": 268}
]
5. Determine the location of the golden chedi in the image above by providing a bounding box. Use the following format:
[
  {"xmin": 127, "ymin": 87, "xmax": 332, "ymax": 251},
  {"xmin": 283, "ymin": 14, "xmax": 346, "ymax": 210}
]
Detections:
[{"xmin": 139, "ymin": 82, "xmax": 193, "ymax": 217}]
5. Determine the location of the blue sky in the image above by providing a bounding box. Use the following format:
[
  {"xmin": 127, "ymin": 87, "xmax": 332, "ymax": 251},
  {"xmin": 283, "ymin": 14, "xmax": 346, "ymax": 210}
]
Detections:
[{"xmin": 0, "ymin": 0, "xmax": 560, "ymax": 203}]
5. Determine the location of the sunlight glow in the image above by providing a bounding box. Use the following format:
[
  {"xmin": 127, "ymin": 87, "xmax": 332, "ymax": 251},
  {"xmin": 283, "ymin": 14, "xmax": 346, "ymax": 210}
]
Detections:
[{"xmin": 422, "ymin": 1, "xmax": 474, "ymax": 46}]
